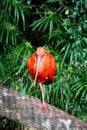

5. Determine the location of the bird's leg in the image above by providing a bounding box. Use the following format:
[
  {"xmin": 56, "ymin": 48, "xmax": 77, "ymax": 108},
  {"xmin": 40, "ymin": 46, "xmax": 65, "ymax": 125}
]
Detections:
[
  {"xmin": 33, "ymin": 83, "xmax": 48, "ymax": 112},
  {"xmin": 39, "ymin": 83, "xmax": 48, "ymax": 111},
  {"xmin": 40, "ymin": 83, "xmax": 45, "ymax": 105},
  {"xmin": 34, "ymin": 56, "xmax": 41, "ymax": 86}
]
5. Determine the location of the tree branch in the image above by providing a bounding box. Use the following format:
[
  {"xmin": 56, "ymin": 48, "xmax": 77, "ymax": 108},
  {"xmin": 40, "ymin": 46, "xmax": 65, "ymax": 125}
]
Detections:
[{"xmin": 0, "ymin": 86, "xmax": 87, "ymax": 130}]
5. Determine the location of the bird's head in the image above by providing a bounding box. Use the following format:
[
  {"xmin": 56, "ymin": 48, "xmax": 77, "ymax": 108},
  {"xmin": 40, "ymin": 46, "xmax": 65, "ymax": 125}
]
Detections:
[{"xmin": 36, "ymin": 47, "xmax": 44, "ymax": 56}]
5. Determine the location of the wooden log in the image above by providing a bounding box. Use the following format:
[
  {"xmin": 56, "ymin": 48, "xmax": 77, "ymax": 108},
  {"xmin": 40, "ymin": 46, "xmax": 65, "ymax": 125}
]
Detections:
[{"xmin": 0, "ymin": 86, "xmax": 87, "ymax": 130}]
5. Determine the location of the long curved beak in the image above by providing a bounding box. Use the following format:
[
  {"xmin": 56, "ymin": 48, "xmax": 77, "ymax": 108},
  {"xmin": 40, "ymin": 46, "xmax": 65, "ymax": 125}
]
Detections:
[{"xmin": 34, "ymin": 55, "xmax": 41, "ymax": 86}]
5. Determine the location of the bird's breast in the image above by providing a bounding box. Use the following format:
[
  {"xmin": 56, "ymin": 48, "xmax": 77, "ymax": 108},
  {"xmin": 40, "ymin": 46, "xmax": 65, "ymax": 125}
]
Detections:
[{"xmin": 26, "ymin": 52, "xmax": 56, "ymax": 84}]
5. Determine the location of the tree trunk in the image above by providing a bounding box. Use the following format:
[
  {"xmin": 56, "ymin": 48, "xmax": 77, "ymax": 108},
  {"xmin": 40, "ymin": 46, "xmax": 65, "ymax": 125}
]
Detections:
[{"xmin": 0, "ymin": 86, "xmax": 87, "ymax": 130}]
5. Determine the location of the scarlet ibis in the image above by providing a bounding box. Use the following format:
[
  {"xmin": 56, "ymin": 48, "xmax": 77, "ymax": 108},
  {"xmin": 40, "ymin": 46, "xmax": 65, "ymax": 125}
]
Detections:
[{"xmin": 26, "ymin": 47, "xmax": 56, "ymax": 111}]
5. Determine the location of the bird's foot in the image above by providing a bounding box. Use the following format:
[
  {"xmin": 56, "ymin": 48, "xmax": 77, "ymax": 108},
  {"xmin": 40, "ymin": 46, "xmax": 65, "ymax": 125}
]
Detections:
[{"xmin": 34, "ymin": 101, "xmax": 48, "ymax": 112}]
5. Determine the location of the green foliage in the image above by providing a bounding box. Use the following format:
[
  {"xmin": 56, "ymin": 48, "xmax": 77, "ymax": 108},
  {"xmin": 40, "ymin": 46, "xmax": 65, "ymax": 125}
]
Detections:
[
  {"xmin": 72, "ymin": 70, "xmax": 87, "ymax": 103},
  {"xmin": 0, "ymin": 0, "xmax": 87, "ymax": 123},
  {"xmin": 0, "ymin": 116, "xmax": 30, "ymax": 130},
  {"xmin": 0, "ymin": 21, "xmax": 21, "ymax": 44},
  {"xmin": 31, "ymin": 6, "xmax": 61, "ymax": 38},
  {"xmin": 0, "ymin": 0, "xmax": 30, "ymax": 45}
]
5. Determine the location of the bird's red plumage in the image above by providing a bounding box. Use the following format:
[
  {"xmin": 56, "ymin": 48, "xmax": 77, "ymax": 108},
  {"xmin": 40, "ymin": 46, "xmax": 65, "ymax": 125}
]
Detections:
[{"xmin": 26, "ymin": 47, "xmax": 56, "ymax": 84}]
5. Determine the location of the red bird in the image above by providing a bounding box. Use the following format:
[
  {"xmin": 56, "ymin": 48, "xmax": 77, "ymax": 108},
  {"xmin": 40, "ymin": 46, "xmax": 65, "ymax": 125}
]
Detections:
[{"xmin": 26, "ymin": 47, "xmax": 56, "ymax": 111}]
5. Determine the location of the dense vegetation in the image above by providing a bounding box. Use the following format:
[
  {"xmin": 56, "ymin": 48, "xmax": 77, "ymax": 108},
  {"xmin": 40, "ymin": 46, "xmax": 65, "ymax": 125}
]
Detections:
[{"xmin": 0, "ymin": 0, "xmax": 87, "ymax": 124}]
